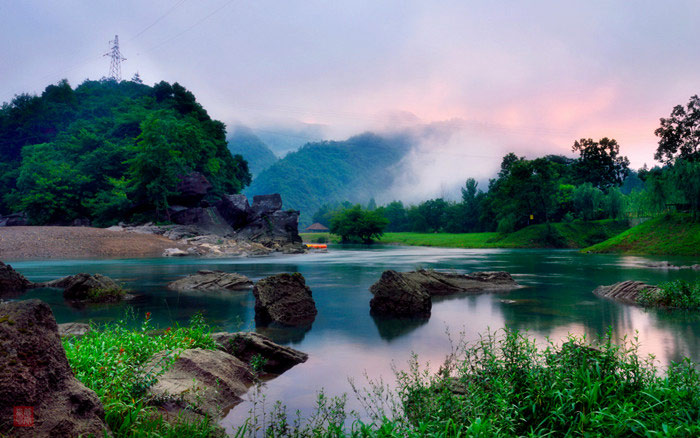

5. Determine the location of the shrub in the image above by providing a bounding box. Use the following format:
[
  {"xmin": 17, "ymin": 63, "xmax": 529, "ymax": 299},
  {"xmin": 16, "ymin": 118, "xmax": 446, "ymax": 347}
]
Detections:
[{"xmin": 638, "ymin": 280, "xmax": 700, "ymax": 310}]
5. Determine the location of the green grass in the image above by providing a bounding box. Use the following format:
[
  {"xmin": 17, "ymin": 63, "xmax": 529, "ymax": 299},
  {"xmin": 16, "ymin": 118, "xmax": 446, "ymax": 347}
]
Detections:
[
  {"xmin": 638, "ymin": 280, "xmax": 700, "ymax": 310},
  {"xmin": 301, "ymin": 220, "xmax": 629, "ymax": 249},
  {"xmin": 584, "ymin": 213, "xmax": 700, "ymax": 256},
  {"xmin": 62, "ymin": 311, "xmax": 222, "ymax": 437},
  {"xmin": 239, "ymin": 328, "xmax": 700, "ymax": 437}
]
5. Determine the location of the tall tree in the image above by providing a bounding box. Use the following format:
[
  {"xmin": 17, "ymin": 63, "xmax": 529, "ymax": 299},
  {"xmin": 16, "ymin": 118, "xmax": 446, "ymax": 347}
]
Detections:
[
  {"xmin": 572, "ymin": 137, "xmax": 630, "ymax": 189},
  {"xmin": 654, "ymin": 95, "xmax": 700, "ymax": 164}
]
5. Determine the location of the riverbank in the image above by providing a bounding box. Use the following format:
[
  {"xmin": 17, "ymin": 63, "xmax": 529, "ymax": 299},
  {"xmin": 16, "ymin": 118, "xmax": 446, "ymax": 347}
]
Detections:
[
  {"xmin": 584, "ymin": 214, "xmax": 700, "ymax": 256},
  {"xmin": 0, "ymin": 226, "xmax": 188, "ymax": 260},
  {"xmin": 301, "ymin": 219, "xmax": 629, "ymax": 249}
]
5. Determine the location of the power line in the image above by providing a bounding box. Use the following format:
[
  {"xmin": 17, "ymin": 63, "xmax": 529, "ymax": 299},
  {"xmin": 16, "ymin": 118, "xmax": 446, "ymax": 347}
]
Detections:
[
  {"xmin": 140, "ymin": 0, "xmax": 238, "ymax": 54},
  {"xmin": 129, "ymin": 0, "xmax": 188, "ymax": 41}
]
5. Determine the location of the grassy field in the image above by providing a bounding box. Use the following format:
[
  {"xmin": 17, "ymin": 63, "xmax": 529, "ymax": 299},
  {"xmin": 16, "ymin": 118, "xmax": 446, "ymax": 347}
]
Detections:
[
  {"xmin": 301, "ymin": 219, "xmax": 629, "ymax": 249},
  {"xmin": 584, "ymin": 213, "xmax": 700, "ymax": 256}
]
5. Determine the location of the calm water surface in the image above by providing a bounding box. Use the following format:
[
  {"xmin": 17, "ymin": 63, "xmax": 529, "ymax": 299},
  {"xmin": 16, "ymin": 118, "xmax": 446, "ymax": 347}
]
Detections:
[{"xmin": 8, "ymin": 245, "xmax": 700, "ymax": 433}]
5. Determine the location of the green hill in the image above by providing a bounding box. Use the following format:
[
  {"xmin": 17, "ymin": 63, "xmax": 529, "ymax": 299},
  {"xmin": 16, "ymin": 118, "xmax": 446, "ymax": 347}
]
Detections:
[
  {"xmin": 246, "ymin": 132, "xmax": 411, "ymax": 225},
  {"xmin": 0, "ymin": 79, "xmax": 250, "ymax": 225},
  {"xmin": 227, "ymin": 127, "xmax": 278, "ymax": 177},
  {"xmin": 303, "ymin": 219, "xmax": 629, "ymax": 249},
  {"xmin": 584, "ymin": 214, "xmax": 700, "ymax": 255}
]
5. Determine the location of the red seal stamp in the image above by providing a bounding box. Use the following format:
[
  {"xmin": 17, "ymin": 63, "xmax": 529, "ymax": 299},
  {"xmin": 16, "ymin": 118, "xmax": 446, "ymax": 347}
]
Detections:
[{"xmin": 13, "ymin": 406, "xmax": 33, "ymax": 427}]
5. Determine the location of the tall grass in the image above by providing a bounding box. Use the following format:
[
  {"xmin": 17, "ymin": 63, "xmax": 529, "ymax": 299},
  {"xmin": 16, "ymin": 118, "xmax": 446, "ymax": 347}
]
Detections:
[
  {"xmin": 240, "ymin": 328, "xmax": 700, "ymax": 437},
  {"xmin": 62, "ymin": 311, "xmax": 222, "ymax": 437}
]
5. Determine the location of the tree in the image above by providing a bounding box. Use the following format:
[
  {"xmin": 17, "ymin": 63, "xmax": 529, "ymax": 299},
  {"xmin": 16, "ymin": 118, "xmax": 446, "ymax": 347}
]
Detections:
[
  {"xmin": 655, "ymin": 95, "xmax": 700, "ymax": 164},
  {"xmin": 329, "ymin": 205, "xmax": 388, "ymax": 243},
  {"xmin": 572, "ymin": 137, "xmax": 630, "ymax": 189}
]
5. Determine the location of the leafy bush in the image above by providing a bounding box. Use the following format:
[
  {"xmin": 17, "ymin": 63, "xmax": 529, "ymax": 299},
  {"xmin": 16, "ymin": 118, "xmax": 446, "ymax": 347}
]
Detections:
[{"xmin": 638, "ymin": 280, "xmax": 700, "ymax": 310}]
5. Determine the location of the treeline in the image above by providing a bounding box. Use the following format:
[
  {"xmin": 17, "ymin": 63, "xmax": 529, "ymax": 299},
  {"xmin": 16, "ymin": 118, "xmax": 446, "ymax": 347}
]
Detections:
[
  {"xmin": 0, "ymin": 78, "xmax": 251, "ymax": 225},
  {"xmin": 313, "ymin": 94, "xmax": 700, "ymax": 233}
]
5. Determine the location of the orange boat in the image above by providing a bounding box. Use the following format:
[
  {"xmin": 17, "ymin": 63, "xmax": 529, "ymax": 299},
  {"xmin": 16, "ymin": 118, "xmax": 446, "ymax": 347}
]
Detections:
[{"xmin": 305, "ymin": 243, "xmax": 328, "ymax": 249}]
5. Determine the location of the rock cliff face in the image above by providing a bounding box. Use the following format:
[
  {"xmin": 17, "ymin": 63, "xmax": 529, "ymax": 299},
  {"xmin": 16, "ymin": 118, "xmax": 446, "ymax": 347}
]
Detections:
[
  {"xmin": 0, "ymin": 300, "xmax": 109, "ymax": 437},
  {"xmin": 165, "ymin": 173, "xmax": 302, "ymax": 246}
]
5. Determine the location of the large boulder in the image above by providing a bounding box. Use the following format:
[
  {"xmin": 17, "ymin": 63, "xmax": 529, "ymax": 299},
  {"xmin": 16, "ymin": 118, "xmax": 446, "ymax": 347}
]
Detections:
[
  {"xmin": 253, "ymin": 273, "xmax": 317, "ymax": 326},
  {"xmin": 0, "ymin": 212, "xmax": 28, "ymax": 227},
  {"xmin": 250, "ymin": 194, "xmax": 283, "ymax": 220},
  {"xmin": 168, "ymin": 206, "xmax": 234, "ymax": 236},
  {"xmin": 216, "ymin": 194, "xmax": 251, "ymax": 229},
  {"xmin": 42, "ymin": 273, "xmax": 126, "ymax": 302},
  {"xmin": 167, "ymin": 270, "xmax": 253, "ymax": 291},
  {"xmin": 0, "ymin": 300, "xmax": 109, "ymax": 437},
  {"xmin": 147, "ymin": 348, "xmax": 254, "ymax": 418},
  {"xmin": 211, "ymin": 332, "xmax": 308, "ymax": 374},
  {"xmin": 404, "ymin": 269, "xmax": 522, "ymax": 296},
  {"xmin": 593, "ymin": 280, "xmax": 661, "ymax": 305},
  {"xmin": 369, "ymin": 270, "xmax": 432, "ymax": 318},
  {"xmin": 171, "ymin": 172, "xmax": 212, "ymax": 207},
  {"xmin": 0, "ymin": 261, "xmax": 32, "ymax": 295}
]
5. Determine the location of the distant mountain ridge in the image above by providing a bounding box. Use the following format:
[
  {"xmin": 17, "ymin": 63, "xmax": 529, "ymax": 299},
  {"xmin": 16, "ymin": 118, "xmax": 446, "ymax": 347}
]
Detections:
[
  {"xmin": 245, "ymin": 132, "xmax": 412, "ymax": 225},
  {"xmin": 227, "ymin": 127, "xmax": 279, "ymax": 177}
]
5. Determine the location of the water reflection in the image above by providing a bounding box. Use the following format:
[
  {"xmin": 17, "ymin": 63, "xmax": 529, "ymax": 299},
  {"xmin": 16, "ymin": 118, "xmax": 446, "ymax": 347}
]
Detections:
[{"xmin": 7, "ymin": 245, "xmax": 700, "ymax": 432}]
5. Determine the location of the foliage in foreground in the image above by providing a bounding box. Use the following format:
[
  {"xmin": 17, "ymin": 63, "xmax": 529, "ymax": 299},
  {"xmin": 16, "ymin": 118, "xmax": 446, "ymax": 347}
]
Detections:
[
  {"xmin": 639, "ymin": 280, "xmax": 700, "ymax": 310},
  {"xmin": 242, "ymin": 329, "xmax": 700, "ymax": 437},
  {"xmin": 62, "ymin": 312, "xmax": 221, "ymax": 437}
]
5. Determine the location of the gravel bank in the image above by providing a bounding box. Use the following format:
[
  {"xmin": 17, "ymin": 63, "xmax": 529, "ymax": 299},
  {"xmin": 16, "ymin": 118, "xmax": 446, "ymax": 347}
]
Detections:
[{"xmin": 0, "ymin": 227, "xmax": 186, "ymax": 260}]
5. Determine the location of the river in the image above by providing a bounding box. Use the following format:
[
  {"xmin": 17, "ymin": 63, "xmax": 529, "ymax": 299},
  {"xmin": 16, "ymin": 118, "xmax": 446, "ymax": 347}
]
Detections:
[{"xmin": 9, "ymin": 245, "xmax": 700, "ymax": 433}]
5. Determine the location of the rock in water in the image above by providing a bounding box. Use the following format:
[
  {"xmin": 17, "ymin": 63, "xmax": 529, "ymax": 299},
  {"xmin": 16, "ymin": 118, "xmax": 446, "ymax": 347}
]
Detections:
[
  {"xmin": 163, "ymin": 248, "xmax": 188, "ymax": 257},
  {"xmin": 211, "ymin": 332, "xmax": 308, "ymax": 374},
  {"xmin": 0, "ymin": 300, "xmax": 109, "ymax": 437},
  {"xmin": 42, "ymin": 273, "xmax": 125, "ymax": 302},
  {"xmin": 253, "ymin": 273, "xmax": 317, "ymax": 326},
  {"xmin": 369, "ymin": 270, "xmax": 432, "ymax": 318},
  {"xmin": 404, "ymin": 269, "xmax": 521, "ymax": 296},
  {"xmin": 593, "ymin": 280, "xmax": 661, "ymax": 305},
  {"xmin": 0, "ymin": 261, "xmax": 32, "ymax": 295},
  {"xmin": 167, "ymin": 270, "xmax": 253, "ymax": 291},
  {"xmin": 147, "ymin": 348, "xmax": 254, "ymax": 418}
]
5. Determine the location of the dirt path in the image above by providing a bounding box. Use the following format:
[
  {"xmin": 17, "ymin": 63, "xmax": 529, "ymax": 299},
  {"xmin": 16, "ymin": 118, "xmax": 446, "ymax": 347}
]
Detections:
[{"xmin": 0, "ymin": 227, "xmax": 186, "ymax": 260}]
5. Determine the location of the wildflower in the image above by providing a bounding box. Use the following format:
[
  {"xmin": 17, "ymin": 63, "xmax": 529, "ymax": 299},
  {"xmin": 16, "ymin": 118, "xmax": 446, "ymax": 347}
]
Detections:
[
  {"xmin": 119, "ymin": 347, "xmax": 125, "ymax": 354},
  {"xmin": 145, "ymin": 312, "xmax": 151, "ymax": 320}
]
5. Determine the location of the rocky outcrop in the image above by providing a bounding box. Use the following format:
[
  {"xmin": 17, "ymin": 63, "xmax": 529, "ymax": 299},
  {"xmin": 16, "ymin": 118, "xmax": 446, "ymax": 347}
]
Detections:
[
  {"xmin": 0, "ymin": 212, "xmax": 28, "ymax": 227},
  {"xmin": 215, "ymin": 193, "xmax": 302, "ymax": 245},
  {"xmin": 42, "ymin": 273, "xmax": 126, "ymax": 302},
  {"xmin": 253, "ymin": 273, "xmax": 317, "ymax": 326},
  {"xmin": 147, "ymin": 348, "xmax": 254, "ymax": 418},
  {"xmin": 404, "ymin": 269, "xmax": 521, "ymax": 296},
  {"xmin": 171, "ymin": 172, "xmax": 212, "ymax": 207},
  {"xmin": 0, "ymin": 300, "xmax": 109, "ymax": 437},
  {"xmin": 369, "ymin": 269, "xmax": 522, "ymax": 318},
  {"xmin": 369, "ymin": 270, "xmax": 432, "ymax": 318},
  {"xmin": 167, "ymin": 270, "xmax": 252, "ymax": 292},
  {"xmin": 163, "ymin": 248, "xmax": 188, "ymax": 257},
  {"xmin": 0, "ymin": 261, "xmax": 32, "ymax": 295},
  {"xmin": 211, "ymin": 332, "xmax": 308, "ymax": 374},
  {"xmin": 593, "ymin": 280, "xmax": 661, "ymax": 305}
]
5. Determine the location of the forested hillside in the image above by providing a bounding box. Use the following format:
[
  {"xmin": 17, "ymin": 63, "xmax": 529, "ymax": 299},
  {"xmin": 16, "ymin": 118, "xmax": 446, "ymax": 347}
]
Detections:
[
  {"xmin": 246, "ymin": 132, "xmax": 411, "ymax": 225},
  {"xmin": 0, "ymin": 79, "xmax": 250, "ymax": 225},
  {"xmin": 226, "ymin": 126, "xmax": 278, "ymax": 177}
]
